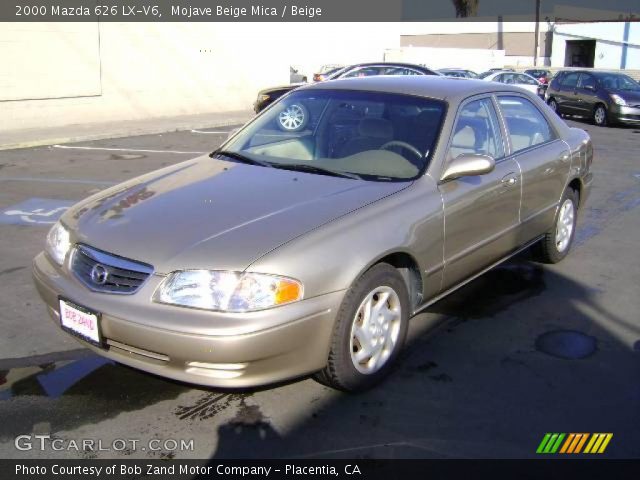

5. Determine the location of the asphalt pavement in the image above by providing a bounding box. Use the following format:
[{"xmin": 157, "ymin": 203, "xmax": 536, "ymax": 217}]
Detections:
[{"xmin": 0, "ymin": 118, "xmax": 638, "ymax": 459}]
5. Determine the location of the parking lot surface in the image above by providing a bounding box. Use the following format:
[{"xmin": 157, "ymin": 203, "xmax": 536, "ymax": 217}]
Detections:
[{"xmin": 0, "ymin": 119, "xmax": 639, "ymax": 459}]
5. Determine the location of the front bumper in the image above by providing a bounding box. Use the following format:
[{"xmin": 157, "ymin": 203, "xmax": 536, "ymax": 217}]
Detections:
[
  {"xmin": 610, "ymin": 104, "xmax": 640, "ymax": 124},
  {"xmin": 33, "ymin": 252, "xmax": 344, "ymax": 388}
]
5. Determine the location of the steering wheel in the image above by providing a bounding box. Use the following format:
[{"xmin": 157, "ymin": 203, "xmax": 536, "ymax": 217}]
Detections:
[{"xmin": 380, "ymin": 141, "xmax": 423, "ymax": 160}]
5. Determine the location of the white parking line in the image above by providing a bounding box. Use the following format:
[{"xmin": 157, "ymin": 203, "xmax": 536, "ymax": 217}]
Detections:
[
  {"xmin": 53, "ymin": 145, "xmax": 207, "ymax": 154},
  {"xmin": 190, "ymin": 129, "xmax": 231, "ymax": 134}
]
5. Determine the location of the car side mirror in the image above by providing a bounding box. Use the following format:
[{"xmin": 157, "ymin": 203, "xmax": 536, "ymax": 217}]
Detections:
[
  {"xmin": 440, "ymin": 154, "xmax": 495, "ymax": 182},
  {"xmin": 584, "ymin": 84, "xmax": 595, "ymax": 91}
]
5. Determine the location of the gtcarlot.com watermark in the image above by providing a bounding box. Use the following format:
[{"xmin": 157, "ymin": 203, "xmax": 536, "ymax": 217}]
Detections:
[{"xmin": 15, "ymin": 434, "xmax": 194, "ymax": 453}]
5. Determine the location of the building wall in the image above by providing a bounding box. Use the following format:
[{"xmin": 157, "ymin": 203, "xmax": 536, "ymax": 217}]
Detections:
[
  {"xmin": 399, "ymin": 22, "xmax": 552, "ymax": 68},
  {"xmin": 0, "ymin": 22, "xmax": 401, "ymax": 132},
  {"xmin": 551, "ymin": 22, "xmax": 640, "ymax": 69},
  {"xmin": 385, "ymin": 47, "xmax": 506, "ymax": 72}
]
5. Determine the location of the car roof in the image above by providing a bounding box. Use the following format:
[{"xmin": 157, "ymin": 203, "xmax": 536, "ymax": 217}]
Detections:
[{"xmin": 300, "ymin": 75, "xmax": 532, "ymax": 102}]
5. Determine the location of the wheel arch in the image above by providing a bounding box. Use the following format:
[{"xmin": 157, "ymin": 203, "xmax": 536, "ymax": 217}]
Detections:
[
  {"xmin": 361, "ymin": 250, "xmax": 424, "ymax": 312},
  {"xmin": 567, "ymin": 177, "xmax": 582, "ymax": 208}
]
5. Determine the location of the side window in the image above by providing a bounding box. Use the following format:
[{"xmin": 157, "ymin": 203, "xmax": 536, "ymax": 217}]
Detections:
[
  {"xmin": 560, "ymin": 72, "xmax": 579, "ymax": 88},
  {"xmin": 579, "ymin": 74, "xmax": 596, "ymax": 90},
  {"xmin": 385, "ymin": 67, "xmax": 421, "ymax": 76},
  {"xmin": 517, "ymin": 74, "xmax": 537, "ymax": 85},
  {"xmin": 498, "ymin": 96, "xmax": 556, "ymax": 154},
  {"xmin": 449, "ymin": 98, "xmax": 504, "ymax": 160}
]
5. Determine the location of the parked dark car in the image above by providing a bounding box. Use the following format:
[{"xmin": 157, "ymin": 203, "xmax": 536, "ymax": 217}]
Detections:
[
  {"xmin": 438, "ymin": 68, "xmax": 478, "ymax": 78},
  {"xmin": 546, "ymin": 70, "xmax": 640, "ymax": 126},
  {"xmin": 312, "ymin": 65, "xmax": 343, "ymax": 82},
  {"xmin": 253, "ymin": 62, "xmax": 440, "ymax": 116},
  {"xmin": 525, "ymin": 69, "xmax": 552, "ymax": 84}
]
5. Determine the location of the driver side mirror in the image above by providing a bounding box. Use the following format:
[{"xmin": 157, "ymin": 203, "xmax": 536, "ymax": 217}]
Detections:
[
  {"xmin": 584, "ymin": 84, "xmax": 596, "ymax": 91},
  {"xmin": 440, "ymin": 154, "xmax": 495, "ymax": 182}
]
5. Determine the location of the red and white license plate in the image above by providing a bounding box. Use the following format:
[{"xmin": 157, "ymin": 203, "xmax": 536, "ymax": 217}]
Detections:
[{"xmin": 59, "ymin": 299, "xmax": 102, "ymax": 346}]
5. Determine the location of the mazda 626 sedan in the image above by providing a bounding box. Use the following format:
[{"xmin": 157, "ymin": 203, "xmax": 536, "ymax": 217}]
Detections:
[{"xmin": 33, "ymin": 76, "xmax": 593, "ymax": 392}]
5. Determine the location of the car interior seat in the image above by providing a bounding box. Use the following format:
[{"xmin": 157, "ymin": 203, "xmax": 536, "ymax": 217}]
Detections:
[{"xmin": 335, "ymin": 117, "xmax": 394, "ymax": 157}]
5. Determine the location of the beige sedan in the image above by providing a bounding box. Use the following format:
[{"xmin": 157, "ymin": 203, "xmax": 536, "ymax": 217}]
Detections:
[{"xmin": 33, "ymin": 76, "xmax": 593, "ymax": 391}]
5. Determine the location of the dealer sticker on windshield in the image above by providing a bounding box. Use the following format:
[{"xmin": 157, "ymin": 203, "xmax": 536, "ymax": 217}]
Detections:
[{"xmin": 59, "ymin": 299, "xmax": 102, "ymax": 346}]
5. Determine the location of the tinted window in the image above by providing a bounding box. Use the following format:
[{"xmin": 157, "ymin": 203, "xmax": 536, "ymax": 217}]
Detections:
[
  {"xmin": 224, "ymin": 90, "xmax": 446, "ymax": 181},
  {"xmin": 498, "ymin": 96, "xmax": 556, "ymax": 153},
  {"xmin": 384, "ymin": 67, "xmax": 421, "ymax": 76},
  {"xmin": 341, "ymin": 67, "xmax": 382, "ymax": 78},
  {"xmin": 594, "ymin": 73, "xmax": 640, "ymax": 91},
  {"xmin": 560, "ymin": 72, "xmax": 579, "ymax": 88},
  {"xmin": 449, "ymin": 98, "xmax": 504, "ymax": 159},
  {"xmin": 579, "ymin": 74, "xmax": 597, "ymax": 90}
]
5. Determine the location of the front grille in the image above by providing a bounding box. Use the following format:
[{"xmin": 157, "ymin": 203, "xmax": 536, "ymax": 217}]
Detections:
[{"xmin": 71, "ymin": 244, "xmax": 153, "ymax": 294}]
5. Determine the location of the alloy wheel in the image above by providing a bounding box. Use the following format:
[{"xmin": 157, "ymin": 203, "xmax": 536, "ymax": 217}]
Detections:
[
  {"xmin": 555, "ymin": 198, "xmax": 575, "ymax": 253},
  {"xmin": 349, "ymin": 286, "xmax": 402, "ymax": 374}
]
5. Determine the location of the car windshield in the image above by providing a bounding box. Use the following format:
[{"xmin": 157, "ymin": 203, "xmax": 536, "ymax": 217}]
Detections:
[
  {"xmin": 595, "ymin": 73, "xmax": 640, "ymax": 91},
  {"xmin": 221, "ymin": 89, "xmax": 446, "ymax": 181},
  {"xmin": 478, "ymin": 71, "xmax": 493, "ymax": 79}
]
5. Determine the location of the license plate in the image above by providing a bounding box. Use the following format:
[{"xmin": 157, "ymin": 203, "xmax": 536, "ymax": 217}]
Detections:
[{"xmin": 59, "ymin": 298, "xmax": 102, "ymax": 347}]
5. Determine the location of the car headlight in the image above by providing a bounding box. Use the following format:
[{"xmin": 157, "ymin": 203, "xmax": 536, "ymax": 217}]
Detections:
[
  {"xmin": 46, "ymin": 222, "xmax": 71, "ymax": 266},
  {"xmin": 154, "ymin": 270, "xmax": 303, "ymax": 312},
  {"xmin": 258, "ymin": 94, "xmax": 270, "ymax": 103},
  {"xmin": 610, "ymin": 94, "xmax": 627, "ymax": 106}
]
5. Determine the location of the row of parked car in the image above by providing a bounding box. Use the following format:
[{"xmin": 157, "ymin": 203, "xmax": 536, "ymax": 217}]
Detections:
[{"xmin": 258, "ymin": 62, "xmax": 640, "ymax": 130}]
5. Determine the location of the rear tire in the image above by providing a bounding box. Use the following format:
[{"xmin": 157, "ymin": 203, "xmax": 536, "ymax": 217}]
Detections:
[
  {"xmin": 315, "ymin": 263, "xmax": 409, "ymax": 392},
  {"xmin": 533, "ymin": 188, "xmax": 579, "ymax": 264}
]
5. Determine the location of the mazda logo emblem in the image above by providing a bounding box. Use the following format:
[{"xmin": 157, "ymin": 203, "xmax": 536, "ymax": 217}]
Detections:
[{"xmin": 90, "ymin": 264, "xmax": 109, "ymax": 285}]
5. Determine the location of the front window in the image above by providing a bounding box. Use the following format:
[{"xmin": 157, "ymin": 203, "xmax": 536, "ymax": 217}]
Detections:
[
  {"xmin": 221, "ymin": 90, "xmax": 446, "ymax": 181},
  {"xmin": 595, "ymin": 73, "xmax": 640, "ymax": 91},
  {"xmin": 449, "ymin": 98, "xmax": 504, "ymax": 160}
]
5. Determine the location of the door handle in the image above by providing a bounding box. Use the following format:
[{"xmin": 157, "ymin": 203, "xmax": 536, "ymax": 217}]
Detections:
[{"xmin": 501, "ymin": 173, "xmax": 518, "ymax": 187}]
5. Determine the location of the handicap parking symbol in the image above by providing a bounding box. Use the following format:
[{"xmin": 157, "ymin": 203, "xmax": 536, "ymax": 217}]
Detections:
[{"xmin": 0, "ymin": 198, "xmax": 75, "ymax": 226}]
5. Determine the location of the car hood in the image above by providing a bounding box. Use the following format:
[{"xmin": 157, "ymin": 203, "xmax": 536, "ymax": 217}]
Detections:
[{"xmin": 62, "ymin": 156, "xmax": 409, "ymax": 273}]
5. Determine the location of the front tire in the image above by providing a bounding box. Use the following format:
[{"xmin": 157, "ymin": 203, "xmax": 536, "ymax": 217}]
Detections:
[
  {"xmin": 315, "ymin": 263, "xmax": 409, "ymax": 392},
  {"xmin": 548, "ymin": 98, "xmax": 559, "ymax": 114},
  {"xmin": 593, "ymin": 103, "xmax": 608, "ymax": 127},
  {"xmin": 533, "ymin": 188, "xmax": 578, "ymax": 264}
]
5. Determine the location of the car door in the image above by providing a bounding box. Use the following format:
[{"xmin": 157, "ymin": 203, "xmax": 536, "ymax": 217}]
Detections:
[
  {"xmin": 439, "ymin": 96, "xmax": 521, "ymax": 291},
  {"xmin": 496, "ymin": 95, "xmax": 571, "ymax": 243},
  {"xmin": 556, "ymin": 72, "xmax": 581, "ymax": 113},
  {"xmin": 575, "ymin": 73, "xmax": 598, "ymax": 115}
]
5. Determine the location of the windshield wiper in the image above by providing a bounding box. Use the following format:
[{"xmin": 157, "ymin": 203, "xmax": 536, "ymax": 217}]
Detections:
[
  {"xmin": 210, "ymin": 150, "xmax": 273, "ymax": 168},
  {"xmin": 270, "ymin": 163, "xmax": 362, "ymax": 180}
]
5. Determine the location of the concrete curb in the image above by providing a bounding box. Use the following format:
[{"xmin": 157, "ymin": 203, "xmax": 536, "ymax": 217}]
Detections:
[{"xmin": 0, "ymin": 112, "xmax": 253, "ymax": 152}]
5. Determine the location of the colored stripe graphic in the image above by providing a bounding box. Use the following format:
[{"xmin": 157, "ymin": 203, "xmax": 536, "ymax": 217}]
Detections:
[
  {"xmin": 540, "ymin": 433, "xmax": 613, "ymax": 454},
  {"xmin": 584, "ymin": 433, "xmax": 614, "ymax": 454},
  {"xmin": 536, "ymin": 433, "xmax": 565, "ymax": 454},
  {"xmin": 536, "ymin": 433, "xmax": 552, "ymax": 454}
]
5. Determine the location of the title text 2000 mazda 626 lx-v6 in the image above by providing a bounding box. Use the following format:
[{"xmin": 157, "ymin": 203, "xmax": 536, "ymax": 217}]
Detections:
[{"xmin": 33, "ymin": 76, "xmax": 593, "ymax": 392}]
